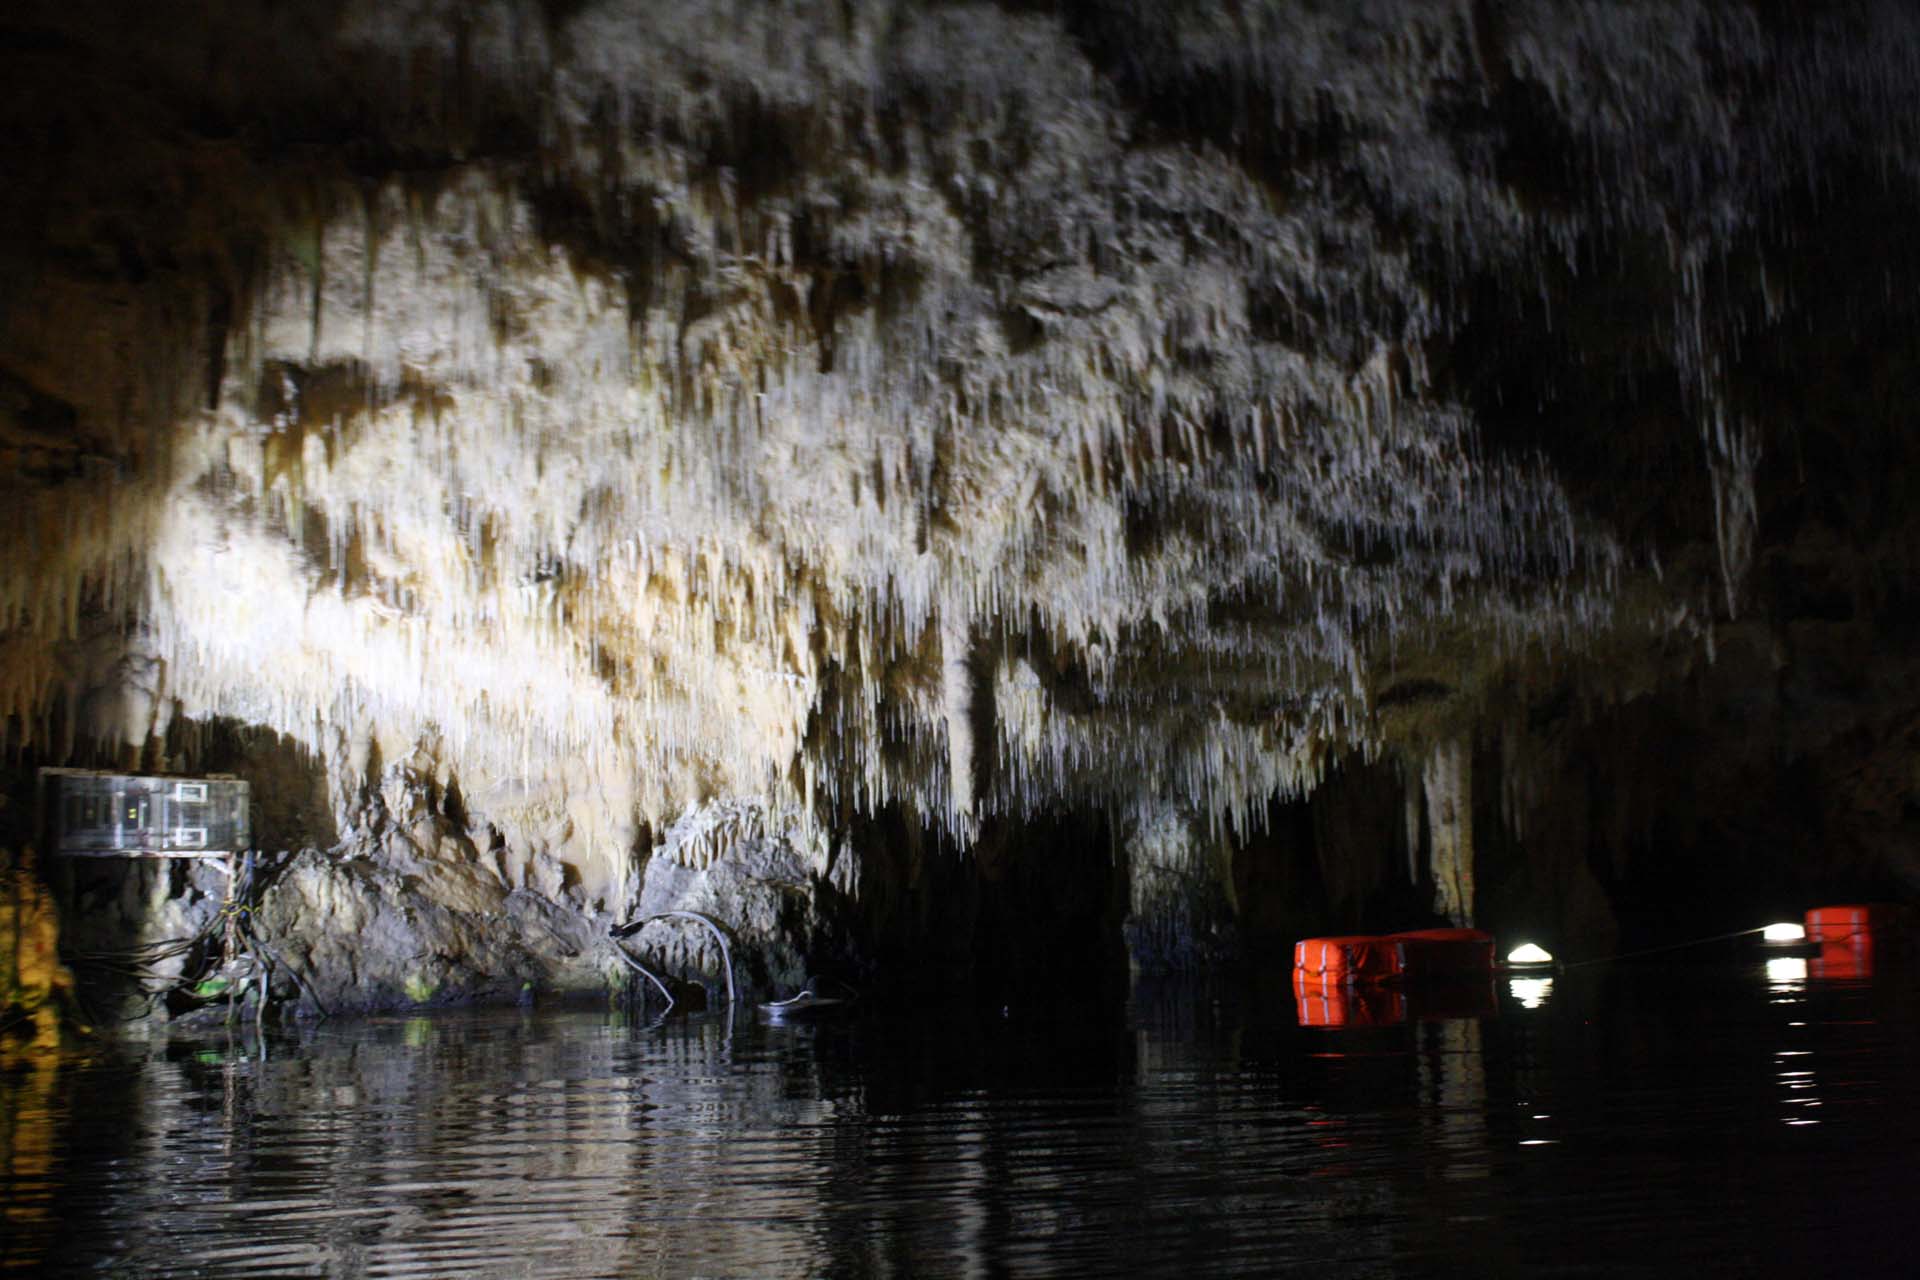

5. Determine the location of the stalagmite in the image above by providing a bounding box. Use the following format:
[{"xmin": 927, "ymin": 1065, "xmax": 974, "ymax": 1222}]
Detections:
[{"xmin": 1423, "ymin": 739, "xmax": 1474, "ymax": 928}]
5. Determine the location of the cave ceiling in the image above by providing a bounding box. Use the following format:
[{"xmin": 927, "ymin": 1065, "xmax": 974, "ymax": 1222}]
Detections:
[{"xmin": 3, "ymin": 1, "xmax": 1918, "ymax": 880}]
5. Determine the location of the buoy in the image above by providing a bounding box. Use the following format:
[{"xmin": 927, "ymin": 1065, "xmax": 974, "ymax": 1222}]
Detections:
[
  {"xmin": 1293, "ymin": 935, "xmax": 1405, "ymax": 984},
  {"xmin": 1293, "ymin": 970, "xmax": 1406, "ymax": 1028},
  {"xmin": 1506, "ymin": 942, "xmax": 1554, "ymax": 966},
  {"xmin": 1805, "ymin": 904, "xmax": 1908, "ymax": 947},
  {"xmin": 1390, "ymin": 928, "xmax": 1495, "ymax": 980}
]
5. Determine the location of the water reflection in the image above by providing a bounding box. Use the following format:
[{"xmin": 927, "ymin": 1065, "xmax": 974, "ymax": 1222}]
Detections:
[
  {"xmin": 1766, "ymin": 955, "xmax": 1809, "ymax": 988},
  {"xmin": 0, "ymin": 1049, "xmax": 65, "ymax": 1272},
  {"xmin": 1293, "ymin": 977, "xmax": 1497, "ymax": 1027},
  {"xmin": 1509, "ymin": 976, "xmax": 1554, "ymax": 1009},
  {"xmin": 3, "ymin": 960, "xmax": 1918, "ymax": 1277}
]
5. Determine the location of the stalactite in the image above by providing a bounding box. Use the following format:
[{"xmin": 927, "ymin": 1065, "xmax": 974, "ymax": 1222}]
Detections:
[{"xmin": 2, "ymin": 0, "xmax": 1911, "ymax": 906}]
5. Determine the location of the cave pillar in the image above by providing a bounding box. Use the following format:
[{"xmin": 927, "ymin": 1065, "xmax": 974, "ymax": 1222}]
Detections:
[
  {"xmin": 1423, "ymin": 738, "xmax": 1474, "ymax": 926},
  {"xmin": 940, "ymin": 611, "xmax": 975, "ymax": 831},
  {"xmin": 1123, "ymin": 806, "xmax": 1237, "ymax": 973}
]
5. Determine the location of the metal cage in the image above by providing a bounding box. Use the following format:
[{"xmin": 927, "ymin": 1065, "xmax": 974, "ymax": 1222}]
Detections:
[{"xmin": 38, "ymin": 769, "xmax": 250, "ymax": 860}]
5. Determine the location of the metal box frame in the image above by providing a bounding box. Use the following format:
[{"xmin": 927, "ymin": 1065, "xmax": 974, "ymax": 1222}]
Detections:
[{"xmin": 36, "ymin": 768, "xmax": 251, "ymax": 862}]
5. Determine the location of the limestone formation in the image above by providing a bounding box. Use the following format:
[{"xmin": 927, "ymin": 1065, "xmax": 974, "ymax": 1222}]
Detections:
[{"xmin": 2, "ymin": 2, "xmax": 1919, "ymax": 1012}]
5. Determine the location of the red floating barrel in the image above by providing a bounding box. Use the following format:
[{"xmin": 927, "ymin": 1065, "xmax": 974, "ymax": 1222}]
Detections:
[
  {"xmin": 1293, "ymin": 935, "xmax": 1405, "ymax": 984},
  {"xmin": 1293, "ymin": 971, "xmax": 1407, "ymax": 1028},
  {"xmin": 1805, "ymin": 904, "xmax": 1908, "ymax": 947},
  {"xmin": 1390, "ymin": 928, "xmax": 1496, "ymax": 981},
  {"xmin": 1809, "ymin": 942, "xmax": 1874, "ymax": 982}
]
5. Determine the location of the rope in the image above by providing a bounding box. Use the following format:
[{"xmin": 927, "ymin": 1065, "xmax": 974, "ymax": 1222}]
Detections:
[
  {"xmin": 1558, "ymin": 925, "xmax": 1769, "ymax": 970},
  {"xmin": 605, "ymin": 937, "xmax": 676, "ymax": 1014},
  {"xmin": 243, "ymin": 931, "xmax": 330, "ymax": 1020}
]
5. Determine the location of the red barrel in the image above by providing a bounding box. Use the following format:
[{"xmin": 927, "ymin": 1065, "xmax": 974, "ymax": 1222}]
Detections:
[
  {"xmin": 1293, "ymin": 970, "xmax": 1407, "ymax": 1027},
  {"xmin": 1805, "ymin": 904, "xmax": 1908, "ymax": 946},
  {"xmin": 1390, "ymin": 928, "xmax": 1496, "ymax": 980},
  {"xmin": 1293, "ymin": 935, "xmax": 1405, "ymax": 984},
  {"xmin": 1809, "ymin": 941, "xmax": 1874, "ymax": 981}
]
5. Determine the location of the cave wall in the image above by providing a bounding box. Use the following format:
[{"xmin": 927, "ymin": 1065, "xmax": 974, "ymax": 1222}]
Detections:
[{"xmin": 3, "ymin": 1, "xmax": 1920, "ymax": 1015}]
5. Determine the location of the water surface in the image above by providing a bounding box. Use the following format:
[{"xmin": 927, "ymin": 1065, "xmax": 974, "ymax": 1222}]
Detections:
[{"xmin": 4, "ymin": 956, "xmax": 1916, "ymax": 1277}]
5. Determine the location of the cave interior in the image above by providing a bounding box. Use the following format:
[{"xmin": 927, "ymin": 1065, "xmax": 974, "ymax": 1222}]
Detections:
[{"xmin": 4, "ymin": 0, "xmax": 1920, "ymax": 1023}]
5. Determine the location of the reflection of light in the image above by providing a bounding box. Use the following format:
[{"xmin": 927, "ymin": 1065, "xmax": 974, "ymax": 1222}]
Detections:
[
  {"xmin": 1509, "ymin": 976, "xmax": 1554, "ymax": 1009},
  {"xmin": 1507, "ymin": 943, "xmax": 1554, "ymax": 965},
  {"xmin": 1766, "ymin": 957, "xmax": 1808, "ymax": 984},
  {"xmin": 1763, "ymin": 922, "xmax": 1807, "ymax": 942}
]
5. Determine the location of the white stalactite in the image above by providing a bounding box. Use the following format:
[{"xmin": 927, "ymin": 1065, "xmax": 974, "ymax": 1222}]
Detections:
[{"xmin": 11, "ymin": 0, "xmax": 1900, "ymax": 889}]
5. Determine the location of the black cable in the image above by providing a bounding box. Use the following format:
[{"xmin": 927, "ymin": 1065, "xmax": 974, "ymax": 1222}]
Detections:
[{"xmin": 1558, "ymin": 926, "xmax": 1768, "ymax": 970}]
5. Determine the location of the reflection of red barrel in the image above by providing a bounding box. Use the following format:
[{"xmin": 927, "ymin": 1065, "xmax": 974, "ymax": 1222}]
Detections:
[
  {"xmin": 1809, "ymin": 941, "xmax": 1874, "ymax": 981},
  {"xmin": 1293, "ymin": 935, "xmax": 1406, "ymax": 983},
  {"xmin": 1805, "ymin": 904, "xmax": 1908, "ymax": 947},
  {"xmin": 1390, "ymin": 928, "xmax": 1495, "ymax": 981},
  {"xmin": 1293, "ymin": 970, "xmax": 1407, "ymax": 1027}
]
